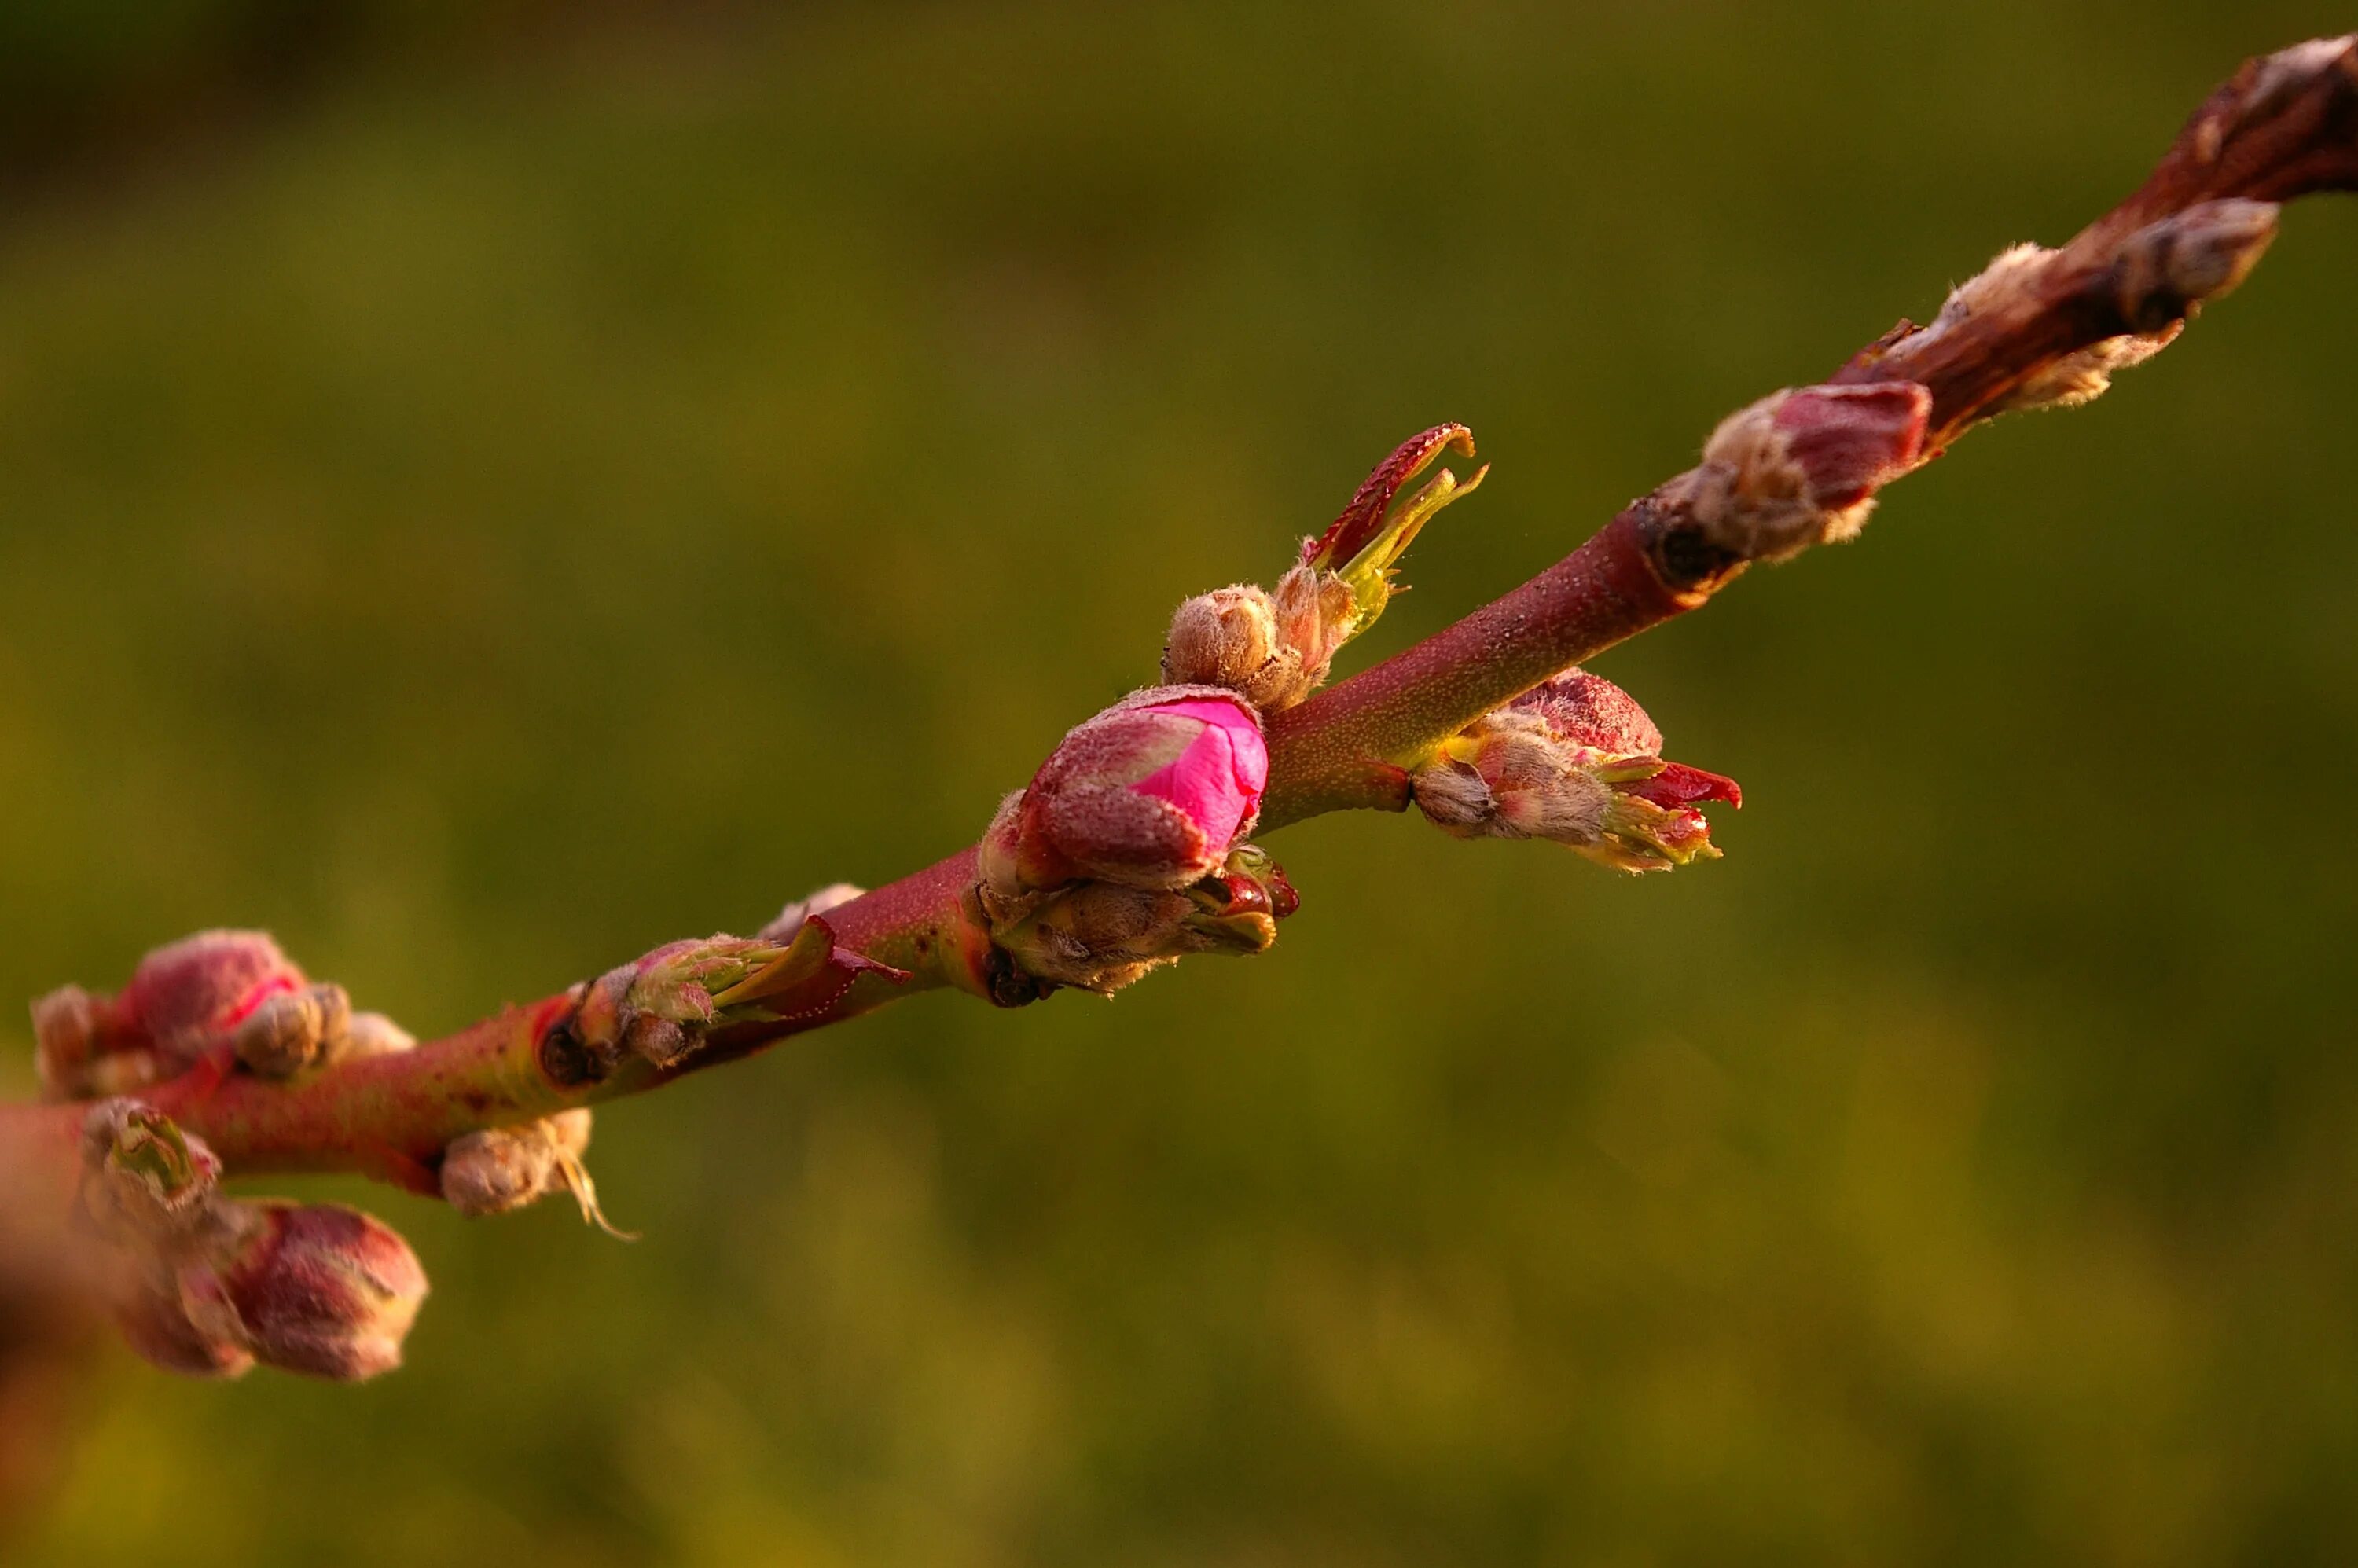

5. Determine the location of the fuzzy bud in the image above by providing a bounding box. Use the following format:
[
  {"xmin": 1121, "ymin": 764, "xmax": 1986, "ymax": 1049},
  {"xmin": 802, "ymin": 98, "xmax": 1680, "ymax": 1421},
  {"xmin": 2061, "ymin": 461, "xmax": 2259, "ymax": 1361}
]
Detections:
[
  {"xmin": 118, "ymin": 931, "xmax": 307, "ymax": 1062},
  {"xmin": 175, "ymin": 1202, "xmax": 428, "ymax": 1382},
  {"xmin": 439, "ymin": 1111, "xmax": 619, "ymax": 1234},
  {"xmin": 1414, "ymin": 670, "xmax": 1740, "ymax": 873},
  {"xmin": 1163, "ymin": 585, "xmax": 1290, "ymax": 701},
  {"xmin": 30, "ymin": 986, "xmax": 99, "ymax": 1097},
  {"xmin": 982, "ymin": 685, "xmax": 1268, "ymax": 901},
  {"xmin": 1686, "ymin": 382, "xmax": 1931, "ymax": 561},
  {"xmin": 231, "ymin": 982, "xmax": 352, "ymax": 1078}
]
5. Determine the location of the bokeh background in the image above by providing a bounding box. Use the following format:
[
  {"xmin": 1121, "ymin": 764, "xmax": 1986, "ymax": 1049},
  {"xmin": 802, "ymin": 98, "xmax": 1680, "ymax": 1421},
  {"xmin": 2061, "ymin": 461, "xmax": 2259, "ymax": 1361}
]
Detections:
[{"xmin": 5, "ymin": 2, "xmax": 2357, "ymax": 1562}]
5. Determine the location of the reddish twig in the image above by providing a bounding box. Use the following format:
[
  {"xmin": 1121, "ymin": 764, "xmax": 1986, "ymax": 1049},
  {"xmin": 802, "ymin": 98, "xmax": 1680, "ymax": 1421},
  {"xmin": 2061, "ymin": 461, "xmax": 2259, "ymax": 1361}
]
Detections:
[{"xmin": 6, "ymin": 33, "xmax": 2355, "ymax": 1379}]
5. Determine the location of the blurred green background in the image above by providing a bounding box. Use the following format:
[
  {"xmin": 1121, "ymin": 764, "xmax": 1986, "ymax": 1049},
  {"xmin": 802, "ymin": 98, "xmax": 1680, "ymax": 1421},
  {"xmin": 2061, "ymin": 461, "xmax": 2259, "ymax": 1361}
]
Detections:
[{"xmin": 5, "ymin": 2, "xmax": 2357, "ymax": 1562}]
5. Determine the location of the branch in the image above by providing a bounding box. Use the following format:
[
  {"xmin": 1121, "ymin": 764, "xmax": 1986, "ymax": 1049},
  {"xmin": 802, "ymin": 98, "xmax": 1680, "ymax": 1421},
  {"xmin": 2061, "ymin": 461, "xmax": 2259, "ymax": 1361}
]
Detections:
[{"xmin": 8, "ymin": 34, "xmax": 2354, "ymax": 1380}]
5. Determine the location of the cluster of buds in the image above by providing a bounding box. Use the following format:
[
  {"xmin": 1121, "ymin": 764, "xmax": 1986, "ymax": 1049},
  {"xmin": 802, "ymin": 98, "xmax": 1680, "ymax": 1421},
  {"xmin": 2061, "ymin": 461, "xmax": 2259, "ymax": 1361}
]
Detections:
[
  {"xmin": 77, "ymin": 1100, "xmax": 428, "ymax": 1381},
  {"xmin": 31, "ymin": 930, "xmax": 412, "ymax": 1099},
  {"xmin": 1412, "ymin": 670, "xmax": 1741, "ymax": 872},
  {"xmin": 979, "ymin": 686, "xmax": 1296, "ymax": 993},
  {"xmin": 1162, "ymin": 425, "xmax": 1486, "ymax": 711}
]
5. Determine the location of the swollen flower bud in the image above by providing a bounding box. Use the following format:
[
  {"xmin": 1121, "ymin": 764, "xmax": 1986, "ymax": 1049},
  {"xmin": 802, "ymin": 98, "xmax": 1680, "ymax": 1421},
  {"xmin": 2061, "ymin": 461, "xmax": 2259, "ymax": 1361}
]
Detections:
[
  {"xmin": 176, "ymin": 1202, "xmax": 428, "ymax": 1382},
  {"xmin": 1163, "ymin": 585, "xmax": 1288, "ymax": 702},
  {"xmin": 982, "ymin": 685, "xmax": 1269, "ymax": 901},
  {"xmin": 1688, "ymin": 381, "xmax": 1931, "ymax": 561},
  {"xmin": 1414, "ymin": 670, "xmax": 1741, "ymax": 872},
  {"xmin": 119, "ymin": 931, "xmax": 307, "ymax": 1058}
]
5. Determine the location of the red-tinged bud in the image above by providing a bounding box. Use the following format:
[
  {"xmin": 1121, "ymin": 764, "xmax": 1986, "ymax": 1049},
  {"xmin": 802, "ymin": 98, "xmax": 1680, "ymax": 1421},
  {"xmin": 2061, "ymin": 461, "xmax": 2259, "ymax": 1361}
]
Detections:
[
  {"xmin": 982, "ymin": 686, "xmax": 1268, "ymax": 900},
  {"xmin": 1414, "ymin": 670, "xmax": 1740, "ymax": 873},
  {"xmin": 177, "ymin": 1202, "xmax": 428, "ymax": 1383},
  {"xmin": 1688, "ymin": 382, "xmax": 1930, "ymax": 561},
  {"xmin": 1770, "ymin": 384, "xmax": 1931, "ymax": 512},
  {"xmin": 117, "ymin": 931, "xmax": 306, "ymax": 1059},
  {"xmin": 79, "ymin": 1100, "xmax": 220, "ymax": 1242}
]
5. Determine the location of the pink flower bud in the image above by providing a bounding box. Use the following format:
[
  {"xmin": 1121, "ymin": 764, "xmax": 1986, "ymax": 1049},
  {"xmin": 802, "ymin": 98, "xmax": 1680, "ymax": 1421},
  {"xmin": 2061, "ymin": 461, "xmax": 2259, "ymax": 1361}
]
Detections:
[
  {"xmin": 1415, "ymin": 670, "xmax": 1740, "ymax": 873},
  {"xmin": 178, "ymin": 1202, "xmax": 428, "ymax": 1383},
  {"xmin": 985, "ymin": 686, "xmax": 1269, "ymax": 896},
  {"xmin": 117, "ymin": 931, "xmax": 307, "ymax": 1055}
]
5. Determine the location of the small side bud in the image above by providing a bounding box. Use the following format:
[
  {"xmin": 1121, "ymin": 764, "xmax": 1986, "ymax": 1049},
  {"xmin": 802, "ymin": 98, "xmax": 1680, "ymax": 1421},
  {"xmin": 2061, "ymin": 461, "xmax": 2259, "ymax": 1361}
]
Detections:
[
  {"xmin": 1413, "ymin": 670, "xmax": 1741, "ymax": 873},
  {"xmin": 231, "ymin": 983, "xmax": 352, "ymax": 1078},
  {"xmin": 440, "ymin": 1111, "xmax": 626, "ymax": 1235},
  {"xmin": 1163, "ymin": 586, "xmax": 1298, "ymax": 706},
  {"xmin": 2114, "ymin": 199, "xmax": 2279, "ymax": 334},
  {"xmin": 178, "ymin": 1202, "xmax": 428, "ymax": 1383},
  {"xmin": 30, "ymin": 986, "xmax": 99, "ymax": 1097}
]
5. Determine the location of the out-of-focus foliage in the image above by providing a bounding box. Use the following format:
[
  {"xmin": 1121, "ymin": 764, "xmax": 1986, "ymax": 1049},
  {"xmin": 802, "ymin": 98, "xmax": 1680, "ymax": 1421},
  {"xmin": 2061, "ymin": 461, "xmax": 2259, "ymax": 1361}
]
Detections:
[{"xmin": 6, "ymin": 2, "xmax": 2358, "ymax": 1562}]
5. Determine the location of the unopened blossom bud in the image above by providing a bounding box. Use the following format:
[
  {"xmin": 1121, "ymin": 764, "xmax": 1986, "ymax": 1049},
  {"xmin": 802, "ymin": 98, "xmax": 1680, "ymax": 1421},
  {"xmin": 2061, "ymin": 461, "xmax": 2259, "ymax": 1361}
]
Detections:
[
  {"xmin": 1163, "ymin": 585, "xmax": 1289, "ymax": 702},
  {"xmin": 982, "ymin": 686, "xmax": 1268, "ymax": 902},
  {"xmin": 176, "ymin": 1201, "xmax": 428, "ymax": 1382},
  {"xmin": 1415, "ymin": 670, "xmax": 1740, "ymax": 873},
  {"xmin": 1690, "ymin": 381, "xmax": 1931, "ymax": 561},
  {"xmin": 118, "ymin": 931, "xmax": 307, "ymax": 1058},
  {"xmin": 79, "ymin": 1100, "xmax": 220, "ymax": 1241}
]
